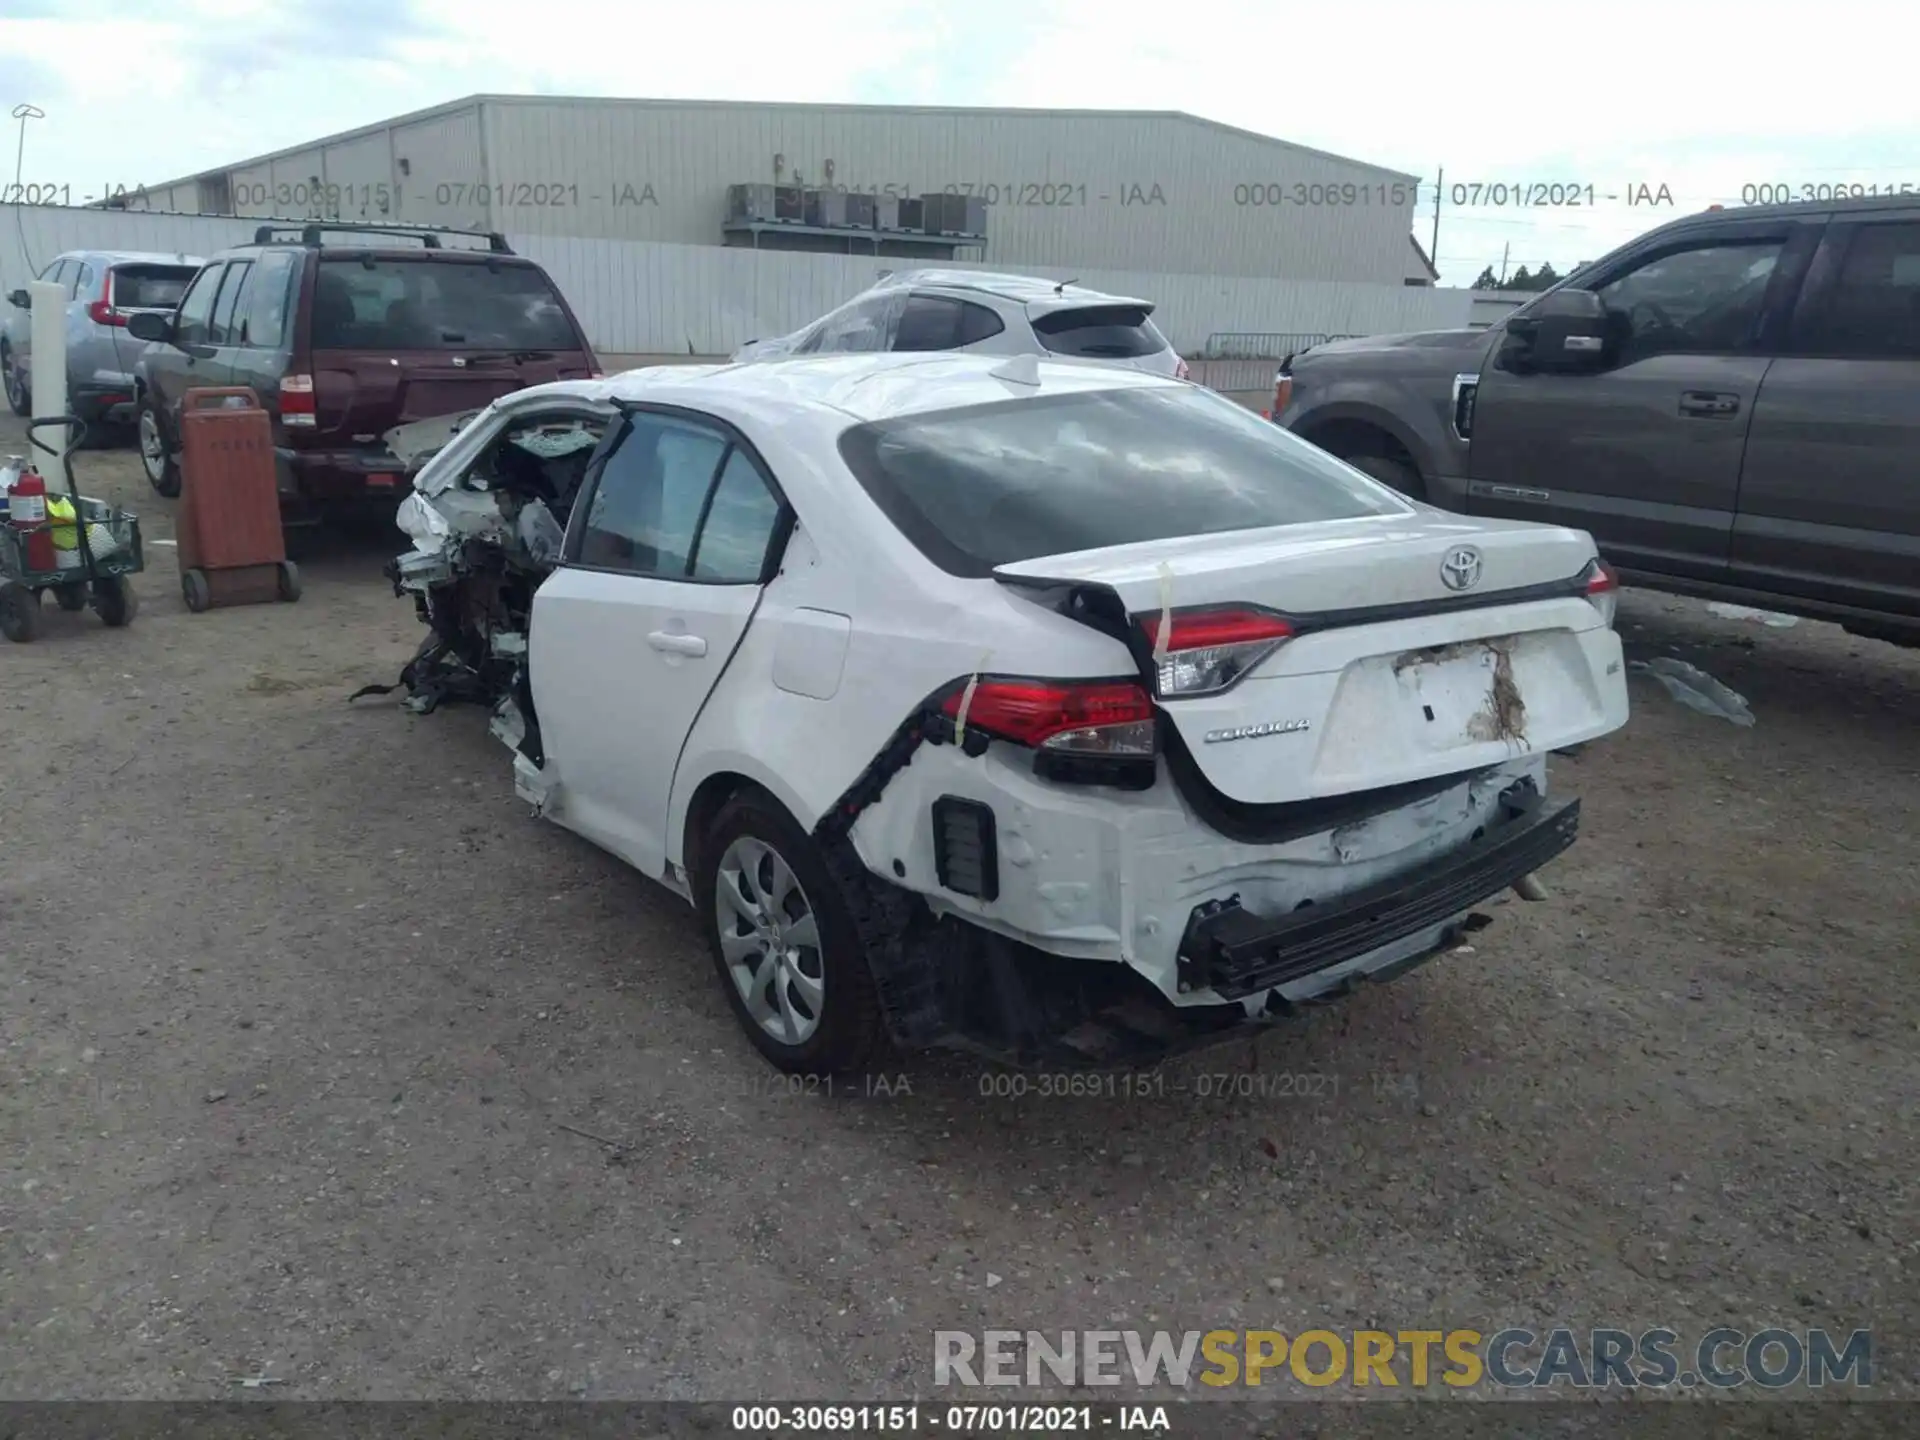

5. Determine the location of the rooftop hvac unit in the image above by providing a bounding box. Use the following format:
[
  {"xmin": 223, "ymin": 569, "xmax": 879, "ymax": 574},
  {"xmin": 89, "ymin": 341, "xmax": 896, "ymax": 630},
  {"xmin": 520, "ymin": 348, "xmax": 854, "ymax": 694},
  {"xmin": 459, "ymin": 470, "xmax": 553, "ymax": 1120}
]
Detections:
[
  {"xmin": 805, "ymin": 189, "xmax": 851, "ymax": 227},
  {"xmin": 873, "ymin": 196, "xmax": 902, "ymax": 231},
  {"xmin": 727, "ymin": 183, "xmax": 779, "ymax": 223},
  {"xmin": 896, "ymin": 196, "xmax": 925, "ymax": 232},
  {"xmin": 921, "ymin": 193, "xmax": 986, "ymax": 236}
]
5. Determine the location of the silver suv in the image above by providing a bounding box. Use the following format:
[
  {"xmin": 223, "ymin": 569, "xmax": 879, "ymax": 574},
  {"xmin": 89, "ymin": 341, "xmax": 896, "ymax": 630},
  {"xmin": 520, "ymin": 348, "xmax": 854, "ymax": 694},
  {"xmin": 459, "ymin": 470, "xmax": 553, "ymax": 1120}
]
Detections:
[
  {"xmin": 4, "ymin": 249, "xmax": 204, "ymax": 432},
  {"xmin": 733, "ymin": 269, "xmax": 1190, "ymax": 378}
]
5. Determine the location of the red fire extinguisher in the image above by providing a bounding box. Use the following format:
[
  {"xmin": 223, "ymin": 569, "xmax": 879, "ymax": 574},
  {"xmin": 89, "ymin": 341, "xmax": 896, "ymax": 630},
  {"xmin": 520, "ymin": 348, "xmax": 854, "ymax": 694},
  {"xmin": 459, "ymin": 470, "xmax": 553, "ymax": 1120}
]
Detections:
[{"xmin": 7, "ymin": 464, "xmax": 57, "ymax": 572}]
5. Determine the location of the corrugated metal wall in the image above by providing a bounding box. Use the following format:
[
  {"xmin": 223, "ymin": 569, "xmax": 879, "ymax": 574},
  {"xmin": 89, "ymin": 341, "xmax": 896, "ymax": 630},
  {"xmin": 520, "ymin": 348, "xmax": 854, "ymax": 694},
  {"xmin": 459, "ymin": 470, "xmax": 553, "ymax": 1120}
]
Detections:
[
  {"xmin": 480, "ymin": 99, "xmax": 1424, "ymax": 282},
  {"xmin": 0, "ymin": 204, "xmax": 1471, "ymax": 358}
]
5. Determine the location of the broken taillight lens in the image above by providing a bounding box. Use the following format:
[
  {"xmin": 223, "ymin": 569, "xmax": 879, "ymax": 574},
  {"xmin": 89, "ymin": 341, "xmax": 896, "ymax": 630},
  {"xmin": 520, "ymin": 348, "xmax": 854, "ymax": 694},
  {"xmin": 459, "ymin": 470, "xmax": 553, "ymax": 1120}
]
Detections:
[
  {"xmin": 279, "ymin": 373, "xmax": 316, "ymax": 428},
  {"xmin": 1272, "ymin": 372, "xmax": 1294, "ymax": 417},
  {"xmin": 1139, "ymin": 609, "xmax": 1295, "ymax": 698},
  {"xmin": 941, "ymin": 678, "xmax": 1157, "ymax": 757},
  {"xmin": 1582, "ymin": 558, "xmax": 1619, "ymax": 627}
]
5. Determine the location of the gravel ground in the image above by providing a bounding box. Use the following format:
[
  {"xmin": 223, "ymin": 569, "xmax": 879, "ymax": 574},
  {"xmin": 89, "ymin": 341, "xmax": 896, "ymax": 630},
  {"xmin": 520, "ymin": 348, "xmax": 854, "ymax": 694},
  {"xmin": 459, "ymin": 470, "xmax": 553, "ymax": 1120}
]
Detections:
[{"xmin": 1, "ymin": 419, "xmax": 1914, "ymax": 1406}]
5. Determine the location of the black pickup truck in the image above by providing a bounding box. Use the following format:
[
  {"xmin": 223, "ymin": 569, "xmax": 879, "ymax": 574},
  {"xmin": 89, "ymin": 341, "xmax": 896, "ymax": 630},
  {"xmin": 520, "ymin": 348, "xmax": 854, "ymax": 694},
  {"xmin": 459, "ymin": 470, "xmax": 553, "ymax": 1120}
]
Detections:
[{"xmin": 1274, "ymin": 194, "xmax": 1920, "ymax": 646}]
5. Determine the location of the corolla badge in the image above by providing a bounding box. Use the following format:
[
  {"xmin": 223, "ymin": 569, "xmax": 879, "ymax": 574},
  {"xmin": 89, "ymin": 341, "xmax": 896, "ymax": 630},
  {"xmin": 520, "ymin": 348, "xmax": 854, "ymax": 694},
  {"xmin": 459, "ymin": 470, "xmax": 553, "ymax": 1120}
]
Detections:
[
  {"xmin": 1439, "ymin": 545, "xmax": 1484, "ymax": 592},
  {"xmin": 1204, "ymin": 718, "xmax": 1311, "ymax": 744}
]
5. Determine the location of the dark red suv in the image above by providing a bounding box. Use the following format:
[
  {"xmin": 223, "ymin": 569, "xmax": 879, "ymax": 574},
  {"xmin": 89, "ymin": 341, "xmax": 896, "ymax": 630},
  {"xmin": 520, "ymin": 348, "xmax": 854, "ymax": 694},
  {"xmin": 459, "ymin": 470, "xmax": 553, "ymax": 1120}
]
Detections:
[{"xmin": 128, "ymin": 223, "xmax": 600, "ymax": 522}]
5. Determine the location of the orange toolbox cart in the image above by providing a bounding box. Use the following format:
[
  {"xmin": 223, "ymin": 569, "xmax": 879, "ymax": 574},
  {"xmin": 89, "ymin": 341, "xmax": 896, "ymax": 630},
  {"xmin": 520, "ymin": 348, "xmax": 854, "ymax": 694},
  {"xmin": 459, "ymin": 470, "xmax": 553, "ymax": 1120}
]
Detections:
[{"xmin": 176, "ymin": 386, "xmax": 301, "ymax": 612}]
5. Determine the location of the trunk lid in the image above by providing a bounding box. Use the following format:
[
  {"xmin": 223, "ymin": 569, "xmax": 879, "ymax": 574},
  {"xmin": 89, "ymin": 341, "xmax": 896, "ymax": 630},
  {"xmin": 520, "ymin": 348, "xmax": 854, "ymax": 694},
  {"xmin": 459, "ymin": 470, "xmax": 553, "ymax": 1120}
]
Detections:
[{"xmin": 995, "ymin": 516, "xmax": 1618, "ymax": 804}]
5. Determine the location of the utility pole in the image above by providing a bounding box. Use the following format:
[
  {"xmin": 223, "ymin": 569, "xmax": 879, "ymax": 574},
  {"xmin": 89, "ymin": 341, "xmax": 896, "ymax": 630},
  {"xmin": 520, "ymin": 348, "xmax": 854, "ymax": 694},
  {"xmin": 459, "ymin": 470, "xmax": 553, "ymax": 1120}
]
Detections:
[
  {"xmin": 1430, "ymin": 167, "xmax": 1443, "ymax": 271},
  {"xmin": 1499, "ymin": 242, "xmax": 1510, "ymax": 286}
]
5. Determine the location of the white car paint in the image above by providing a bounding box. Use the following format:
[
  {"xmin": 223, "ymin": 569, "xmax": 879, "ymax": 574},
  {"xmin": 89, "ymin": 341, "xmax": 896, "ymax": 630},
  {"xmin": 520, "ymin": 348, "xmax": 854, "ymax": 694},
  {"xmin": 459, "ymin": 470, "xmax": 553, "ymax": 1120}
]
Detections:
[{"xmin": 398, "ymin": 352, "xmax": 1630, "ymax": 1063}]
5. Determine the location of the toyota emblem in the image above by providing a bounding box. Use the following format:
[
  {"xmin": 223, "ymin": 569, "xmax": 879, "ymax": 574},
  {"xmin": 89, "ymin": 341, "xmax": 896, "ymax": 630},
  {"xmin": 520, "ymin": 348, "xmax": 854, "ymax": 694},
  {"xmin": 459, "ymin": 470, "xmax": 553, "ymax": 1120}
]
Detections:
[{"xmin": 1439, "ymin": 545, "xmax": 1483, "ymax": 592}]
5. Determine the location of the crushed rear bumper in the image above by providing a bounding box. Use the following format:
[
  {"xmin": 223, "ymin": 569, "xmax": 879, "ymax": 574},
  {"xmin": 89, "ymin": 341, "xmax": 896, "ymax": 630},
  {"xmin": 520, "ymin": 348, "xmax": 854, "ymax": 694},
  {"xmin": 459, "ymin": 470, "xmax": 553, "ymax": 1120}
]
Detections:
[{"xmin": 1176, "ymin": 784, "xmax": 1577, "ymax": 1001}]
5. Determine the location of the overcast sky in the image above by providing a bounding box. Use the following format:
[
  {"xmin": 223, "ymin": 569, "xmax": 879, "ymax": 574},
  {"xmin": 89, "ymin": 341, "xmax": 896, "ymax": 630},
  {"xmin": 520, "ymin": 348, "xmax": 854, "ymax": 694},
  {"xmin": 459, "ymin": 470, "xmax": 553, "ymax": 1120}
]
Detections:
[{"xmin": 3, "ymin": 0, "xmax": 1915, "ymax": 285}]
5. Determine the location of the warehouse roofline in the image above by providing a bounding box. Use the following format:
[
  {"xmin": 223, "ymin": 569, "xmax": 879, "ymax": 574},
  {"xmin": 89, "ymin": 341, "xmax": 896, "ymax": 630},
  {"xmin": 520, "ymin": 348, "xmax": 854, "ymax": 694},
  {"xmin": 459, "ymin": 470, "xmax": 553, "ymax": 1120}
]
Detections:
[{"xmin": 141, "ymin": 93, "xmax": 1420, "ymax": 194}]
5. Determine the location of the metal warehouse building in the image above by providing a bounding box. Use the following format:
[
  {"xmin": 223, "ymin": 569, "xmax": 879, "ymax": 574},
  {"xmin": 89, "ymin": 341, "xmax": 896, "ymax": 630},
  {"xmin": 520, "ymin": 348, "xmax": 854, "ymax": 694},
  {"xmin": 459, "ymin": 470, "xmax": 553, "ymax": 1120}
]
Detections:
[{"xmin": 139, "ymin": 95, "xmax": 1437, "ymax": 287}]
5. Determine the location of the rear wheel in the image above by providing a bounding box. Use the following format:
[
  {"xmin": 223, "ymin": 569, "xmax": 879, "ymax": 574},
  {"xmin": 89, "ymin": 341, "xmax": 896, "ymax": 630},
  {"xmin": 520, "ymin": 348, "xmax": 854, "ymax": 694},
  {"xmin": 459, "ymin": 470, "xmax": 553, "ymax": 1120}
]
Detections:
[
  {"xmin": 1, "ymin": 342, "xmax": 27, "ymax": 417},
  {"xmin": 695, "ymin": 792, "xmax": 884, "ymax": 1074},
  {"xmin": 138, "ymin": 400, "xmax": 180, "ymax": 497},
  {"xmin": 0, "ymin": 582, "xmax": 38, "ymax": 642}
]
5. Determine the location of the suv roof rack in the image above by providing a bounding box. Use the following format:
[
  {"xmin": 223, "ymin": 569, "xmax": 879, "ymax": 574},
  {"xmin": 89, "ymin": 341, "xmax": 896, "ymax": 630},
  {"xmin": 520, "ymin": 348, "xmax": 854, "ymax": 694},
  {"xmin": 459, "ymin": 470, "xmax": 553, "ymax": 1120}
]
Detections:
[{"xmin": 249, "ymin": 222, "xmax": 514, "ymax": 254}]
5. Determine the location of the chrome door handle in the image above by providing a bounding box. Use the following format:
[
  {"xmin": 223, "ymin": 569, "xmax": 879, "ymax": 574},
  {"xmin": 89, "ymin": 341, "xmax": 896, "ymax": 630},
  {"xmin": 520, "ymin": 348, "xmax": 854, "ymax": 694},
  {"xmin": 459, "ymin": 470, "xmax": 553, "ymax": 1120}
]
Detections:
[{"xmin": 647, "ymin": 630, "xmax": 708, "ymax": 657}]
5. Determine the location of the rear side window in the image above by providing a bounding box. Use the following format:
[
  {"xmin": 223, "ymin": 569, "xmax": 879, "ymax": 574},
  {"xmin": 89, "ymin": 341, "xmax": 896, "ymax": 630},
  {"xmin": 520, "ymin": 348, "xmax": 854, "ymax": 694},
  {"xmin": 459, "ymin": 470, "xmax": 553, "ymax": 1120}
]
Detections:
[
  {"xmin": 1030, "ymin": 304, "xmax": 1168, "ymax": 358},
  {"xmin": 110, "ymin": 265, "xmax": 196, "ymax": 310},
  {"xmin": 309, "ymin": 259, "xmax": 581, "ymax": 351},
  {"xmin": 838, "ymin": 385, "xmax": 1404, "ymax": 577},
  {"xmin": 72, "ymin": 263, "xmax": 96, "ymax": 300},
  {"xmin": 892, "ymin": 294, "xmax": 1007, "ymax": 351},
  {"xmin": 234, "ymin": 251, "xmax": 297, "ymax": 348},
  {"xmin": 1794, "ymin": 221, "xmax": 1920, "ymax": 359}
]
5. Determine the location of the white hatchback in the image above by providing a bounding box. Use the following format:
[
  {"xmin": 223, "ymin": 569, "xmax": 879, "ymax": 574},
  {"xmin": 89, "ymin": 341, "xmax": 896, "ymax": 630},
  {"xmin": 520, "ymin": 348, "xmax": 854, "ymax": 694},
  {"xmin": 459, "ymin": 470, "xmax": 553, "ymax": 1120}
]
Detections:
[{"xmin": 383, "ymin": 352, "xmax": 1630, "ymax": 1073}]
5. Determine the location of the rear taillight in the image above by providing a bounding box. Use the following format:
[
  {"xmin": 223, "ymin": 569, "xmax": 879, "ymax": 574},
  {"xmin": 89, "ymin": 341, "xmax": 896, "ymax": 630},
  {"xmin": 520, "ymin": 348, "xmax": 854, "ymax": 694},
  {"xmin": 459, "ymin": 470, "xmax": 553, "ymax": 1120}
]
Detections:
[
  {"xmin": 1174, "ymin": 355, "xmax": 1190, "ymax": 381},
  {"xmin": 1139, "ymin": 608, "xmax": 1295, "ymax": 697},
  {"xmin": 87, "ymin": 272, "xmax": 126, "ymax": 328},
  {"xmin": 941, "ymin": 678, "xmax": 1157, "ymax": 757},
  {"xmin": 279, "ymin": 373, "xmax": 316, "ymax": 428},
  {"xmin": 1272, "ymin": 372, "xmax": 1293, "ymax": 417},
  {"xmin": 1582, "ymin": 558, "xmax": 1619, "ymax": 627}
]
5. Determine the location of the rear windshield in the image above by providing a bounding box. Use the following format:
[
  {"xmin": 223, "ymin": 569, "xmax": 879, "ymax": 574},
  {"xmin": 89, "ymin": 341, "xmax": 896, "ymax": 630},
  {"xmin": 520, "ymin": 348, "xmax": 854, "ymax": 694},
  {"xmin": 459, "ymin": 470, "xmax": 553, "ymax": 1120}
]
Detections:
[
  {"xmin": 1030, "ymin": 304, "xmax": 1168, "ymax": 358},
  {"xmin": 310, "ymin": 258, "xmax": 581, "ymax": 351},
  {"xmin": 111, "ymin": 266, "xmax": 196, "ymax": 309},
  {"xmin": 837, "ymin": 386, "xmax": 1405, "ymax": 577}
]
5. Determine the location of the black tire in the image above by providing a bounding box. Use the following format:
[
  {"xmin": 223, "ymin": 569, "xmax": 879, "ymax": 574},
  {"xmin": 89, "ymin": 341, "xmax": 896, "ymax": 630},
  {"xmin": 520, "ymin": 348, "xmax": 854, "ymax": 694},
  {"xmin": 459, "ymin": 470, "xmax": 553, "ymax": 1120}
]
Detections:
[
  {"xmin": 94, "ymin": 576, "xmax": 137, "ymax": 627},
  {"xmin": 1342, "ymin": 452, "xmax": 1426, "ymax": 500},
  {"xmin": 694, "ymin": 790, "xmax": 884, "ymax": 1075},
  {"xmin": 53, "ymin": 583, "xmax": 88, "ymax": 612},
  {"xmin": 0, "ymin": 582, "xmax": 38, "ymax": 643},
  {"xmin": 137, "ymin": 398, "xmax": 180, "ymax": 498},
  {"xmin": 1, "ymin": 342, "xmax": 27, "ymax": 418},
  {"xmin": 181, "ymin": 568, "xmax": 211, "ymax": 613},
  {"xmin": 276, "ymin": 560, "xmax": 302, "ymax": 602}
]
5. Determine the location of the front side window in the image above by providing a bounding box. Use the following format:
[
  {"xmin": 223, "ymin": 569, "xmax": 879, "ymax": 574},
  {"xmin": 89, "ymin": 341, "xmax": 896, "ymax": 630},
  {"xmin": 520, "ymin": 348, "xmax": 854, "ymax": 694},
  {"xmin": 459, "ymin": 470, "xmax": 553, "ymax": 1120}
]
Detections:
[
  {"xmin": 208, "ymin": 261, "xmax": 253, "ymax": 345},
  {"xmin": 174, "ymin": 264, "xmax": 226, "ymax": 347},
  {"xmin": 1596, "ymin": 239, "xmax": 1785, "ymax": 357},
  {"xmin": 838, "ymin": 384, "xmax": 1405, "ymax": 578}
]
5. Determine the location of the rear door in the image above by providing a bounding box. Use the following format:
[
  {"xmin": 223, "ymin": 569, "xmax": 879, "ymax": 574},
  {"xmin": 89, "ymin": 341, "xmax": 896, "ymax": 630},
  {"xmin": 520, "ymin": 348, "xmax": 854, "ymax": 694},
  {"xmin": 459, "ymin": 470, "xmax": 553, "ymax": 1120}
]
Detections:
[
  {"xmin": 1731, "ymin": 211, "xmax": 1920, "ymax": 617},
  {"xmin": 304, "ymin": 254, "xmax": 596, "ymax": 448},
  {"xmin": 531, "ymin": 410, "xmax": 790, "ymax": 875},
  {"xmin": 1465, "ymin": 219, "xmax": 1820, "ymax": 576},
  {"xmin": 224, "ymin": 249, "xmax": 300, "ymax": 417},
  {"xmin": 202, "ymin": 256, "xmax": 254, "ymax": 390}
]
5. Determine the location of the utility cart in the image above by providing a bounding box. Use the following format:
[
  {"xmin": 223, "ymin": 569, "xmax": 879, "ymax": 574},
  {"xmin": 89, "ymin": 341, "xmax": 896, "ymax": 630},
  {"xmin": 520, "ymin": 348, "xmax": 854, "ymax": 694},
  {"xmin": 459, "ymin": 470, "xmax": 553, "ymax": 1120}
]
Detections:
[{"xmin": 0, "ymin": 415, "xmax": 144, "ymax": 643}]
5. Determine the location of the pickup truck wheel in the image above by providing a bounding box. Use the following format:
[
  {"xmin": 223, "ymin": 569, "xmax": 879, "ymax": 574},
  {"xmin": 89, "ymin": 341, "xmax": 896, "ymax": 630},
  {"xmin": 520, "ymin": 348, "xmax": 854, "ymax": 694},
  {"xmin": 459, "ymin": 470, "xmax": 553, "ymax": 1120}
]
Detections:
[
  {"xmin": 1344, "ymin": 453, "xmax": 1425, "ymax": 500},
  {"xmin": 696, "ymin": 792, "xmax": 884, "ymax": 1075},
  {"xmin": 1, "ymin": 343, "xmax": 27, "ymax": 417},
  {"xmin": 138, "ymin": 401, "xmax": 180, "ymax": 497}
]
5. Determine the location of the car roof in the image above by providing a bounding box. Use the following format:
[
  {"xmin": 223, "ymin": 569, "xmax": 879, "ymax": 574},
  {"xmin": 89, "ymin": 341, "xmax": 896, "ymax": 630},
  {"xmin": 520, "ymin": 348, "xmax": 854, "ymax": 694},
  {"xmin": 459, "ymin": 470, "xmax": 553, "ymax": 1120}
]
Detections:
[
  {"xmin": 63, "ymin": 249, "xmax": 203, "ymax": 266},
  {"xmin": 888, "ymin": 268, "xmax": 1153, "ymax": 310},
  {"xmin": 508, "ymin": 352, "xmax": 1185, "ymax": 426}
]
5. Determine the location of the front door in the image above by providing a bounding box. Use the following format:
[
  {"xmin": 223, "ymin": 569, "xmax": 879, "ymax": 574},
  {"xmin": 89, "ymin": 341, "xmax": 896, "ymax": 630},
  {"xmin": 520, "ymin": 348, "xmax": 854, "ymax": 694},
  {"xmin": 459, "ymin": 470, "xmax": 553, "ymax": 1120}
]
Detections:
[
  {"xmin": 1733, "ymin": 213, "xmax": 1920, "ymax": 617},
  {"xmin": 531, "ymin": 409, "xmax": 791, "ymax": 876},
  {"xmin": 147, "ymin": 261, "xmax": 229, "ymax": 430},
  {"xmin": 1465, "ymin": 224, "xmax": 1805, "ymax": 579}
]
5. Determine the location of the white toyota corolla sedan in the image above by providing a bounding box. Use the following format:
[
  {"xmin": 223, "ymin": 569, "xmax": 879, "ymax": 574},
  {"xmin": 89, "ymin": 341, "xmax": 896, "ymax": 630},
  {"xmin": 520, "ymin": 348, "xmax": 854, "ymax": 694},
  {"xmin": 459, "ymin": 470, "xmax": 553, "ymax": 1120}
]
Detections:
[{"xmin": 379, "ymin": 351, "xmax": 1631, "ymax": 1073}]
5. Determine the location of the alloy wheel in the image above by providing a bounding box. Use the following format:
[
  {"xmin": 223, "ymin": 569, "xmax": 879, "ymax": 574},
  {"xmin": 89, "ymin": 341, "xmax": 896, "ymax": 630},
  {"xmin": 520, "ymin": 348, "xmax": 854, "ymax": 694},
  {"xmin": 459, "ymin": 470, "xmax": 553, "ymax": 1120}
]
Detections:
[{"xmin": 713, "ymin": 835, "xmax": 826, "ymax": 1045}]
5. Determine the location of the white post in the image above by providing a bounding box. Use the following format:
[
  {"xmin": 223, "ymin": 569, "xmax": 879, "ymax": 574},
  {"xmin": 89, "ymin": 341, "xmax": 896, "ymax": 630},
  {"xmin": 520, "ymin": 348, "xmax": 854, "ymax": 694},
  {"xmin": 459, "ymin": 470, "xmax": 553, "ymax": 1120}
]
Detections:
[{"xmin": 27, "ymin": 278, "xmax": 68, "ymax": 467}]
